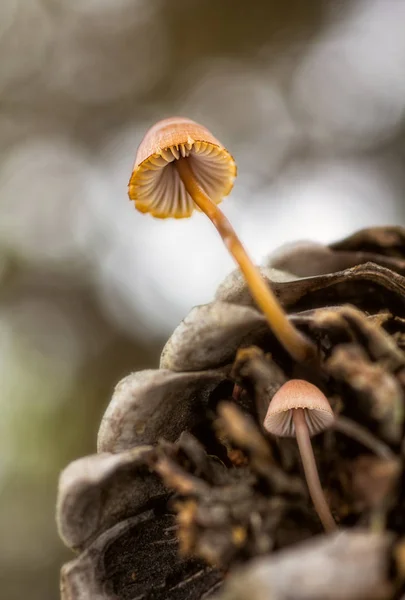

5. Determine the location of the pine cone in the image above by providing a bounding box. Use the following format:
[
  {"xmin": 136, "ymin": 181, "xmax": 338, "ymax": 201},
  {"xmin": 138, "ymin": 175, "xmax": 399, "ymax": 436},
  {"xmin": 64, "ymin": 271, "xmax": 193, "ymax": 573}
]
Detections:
[{"xmin": 57, "ymin": 226, "xmax": 405, "ymax": 600}]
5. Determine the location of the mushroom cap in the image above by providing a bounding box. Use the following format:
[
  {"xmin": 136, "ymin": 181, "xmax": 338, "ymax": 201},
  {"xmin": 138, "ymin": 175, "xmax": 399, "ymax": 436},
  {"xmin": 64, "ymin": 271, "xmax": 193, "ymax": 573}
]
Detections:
[
  {"xmin": 128, "ymin": 117, "xmax": 237, "ymax": 219},
  {"xmin": 264, "ymin": 379, "xmax": 334, "ymax": 437}
]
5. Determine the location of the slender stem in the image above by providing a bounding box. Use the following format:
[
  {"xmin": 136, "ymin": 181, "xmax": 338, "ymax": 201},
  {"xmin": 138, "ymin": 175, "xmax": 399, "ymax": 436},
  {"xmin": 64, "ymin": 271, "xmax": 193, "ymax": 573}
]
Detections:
[
  {"xmin": 293, "ymin": 408, "xmax": 336, "ymax": 531},
  {"xmin": 175, "ymin": 158, "xmax": 316, "ymax": 363}
]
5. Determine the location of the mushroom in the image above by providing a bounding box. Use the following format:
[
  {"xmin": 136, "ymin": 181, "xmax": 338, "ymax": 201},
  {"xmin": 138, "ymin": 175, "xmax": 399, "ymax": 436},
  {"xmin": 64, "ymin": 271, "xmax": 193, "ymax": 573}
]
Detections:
[
  {"xmin": 128, "ymin": 117, "xmax": 315, "ymax": 363},
  {"xmin": 263, "ymin": 379, "xmax": 336, "ymax": 531}
]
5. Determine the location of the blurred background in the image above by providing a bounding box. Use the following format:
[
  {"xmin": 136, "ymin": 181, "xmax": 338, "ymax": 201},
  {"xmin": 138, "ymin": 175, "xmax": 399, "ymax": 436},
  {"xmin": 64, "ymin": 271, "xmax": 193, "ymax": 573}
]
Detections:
[{"xmin": 1, "ymin": 0, "xmax": 405, "ymax": 598}]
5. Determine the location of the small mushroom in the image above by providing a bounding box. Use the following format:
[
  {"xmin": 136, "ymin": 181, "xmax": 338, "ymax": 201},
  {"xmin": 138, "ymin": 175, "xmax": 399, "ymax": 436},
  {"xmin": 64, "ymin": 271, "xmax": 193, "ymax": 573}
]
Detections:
[
  {"xmin": 128, "ymin": 117, "xmax": 315, "ymax": 363},
  {"xmin": 264, "ymin": 379, "xmax": 336, "ymax": 531}
]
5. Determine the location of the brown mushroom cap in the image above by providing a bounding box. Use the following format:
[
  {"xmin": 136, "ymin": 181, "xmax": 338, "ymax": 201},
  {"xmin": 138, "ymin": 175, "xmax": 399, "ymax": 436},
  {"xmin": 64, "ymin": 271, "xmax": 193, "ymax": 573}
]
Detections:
[
  {"xmin": 128, "ymin": 117, "xmax": 237, "ymax": 219},
  {"xmin": 264, "ymin": 379, "xmax": 334, "ymax": 437}
]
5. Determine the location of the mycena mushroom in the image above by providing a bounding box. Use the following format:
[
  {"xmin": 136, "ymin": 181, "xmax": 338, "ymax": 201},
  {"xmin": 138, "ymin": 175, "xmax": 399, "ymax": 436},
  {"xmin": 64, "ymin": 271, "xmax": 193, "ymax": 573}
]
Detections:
[
  {"xmin": 264, "ymin": 379, "xmax": 337, "ymax": 532},
  {"xmin": 128, "ymin": 117, "xmax": 315, "ymax": 363}
]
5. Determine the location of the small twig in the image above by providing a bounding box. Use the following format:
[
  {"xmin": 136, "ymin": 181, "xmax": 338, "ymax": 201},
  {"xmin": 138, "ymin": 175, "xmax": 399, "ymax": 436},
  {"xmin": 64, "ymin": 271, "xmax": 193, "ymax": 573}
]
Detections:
[{"xmin": 333, "ymin": 416, "xmax": 395, "ymax": 460}]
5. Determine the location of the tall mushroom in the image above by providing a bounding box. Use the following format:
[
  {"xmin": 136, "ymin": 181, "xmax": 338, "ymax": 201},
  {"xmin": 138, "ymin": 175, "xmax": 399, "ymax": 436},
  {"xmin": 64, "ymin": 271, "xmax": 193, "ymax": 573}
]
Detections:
[
  {"xmin": 263, "ymin": 379, "xmax": 336, "ymax": 531},
  {"xmin": 128, "ymin": 117, "xmax": 315, "ymax": 363}
]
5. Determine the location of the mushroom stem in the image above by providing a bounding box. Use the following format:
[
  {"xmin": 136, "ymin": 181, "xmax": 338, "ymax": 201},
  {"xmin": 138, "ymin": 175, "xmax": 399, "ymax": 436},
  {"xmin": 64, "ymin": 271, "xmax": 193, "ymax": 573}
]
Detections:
[
  {"xmin": 175, "ymin": 157, "xmax": 315, "ymax": 363},
  {"xmin": 293, "ymin": 408, "xmax": 336, "ymax": 531}
]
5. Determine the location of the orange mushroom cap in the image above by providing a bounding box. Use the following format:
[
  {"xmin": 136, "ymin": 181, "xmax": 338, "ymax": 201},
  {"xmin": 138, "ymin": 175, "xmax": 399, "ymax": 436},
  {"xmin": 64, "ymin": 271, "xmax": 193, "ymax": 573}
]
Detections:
[
  {"xmin": 128, "ymin": 117, "xmax": 237, "ymax": 219},
  {"xmin": 264, "ymin": 379, "xmax": 334, "ymax": 437}
]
